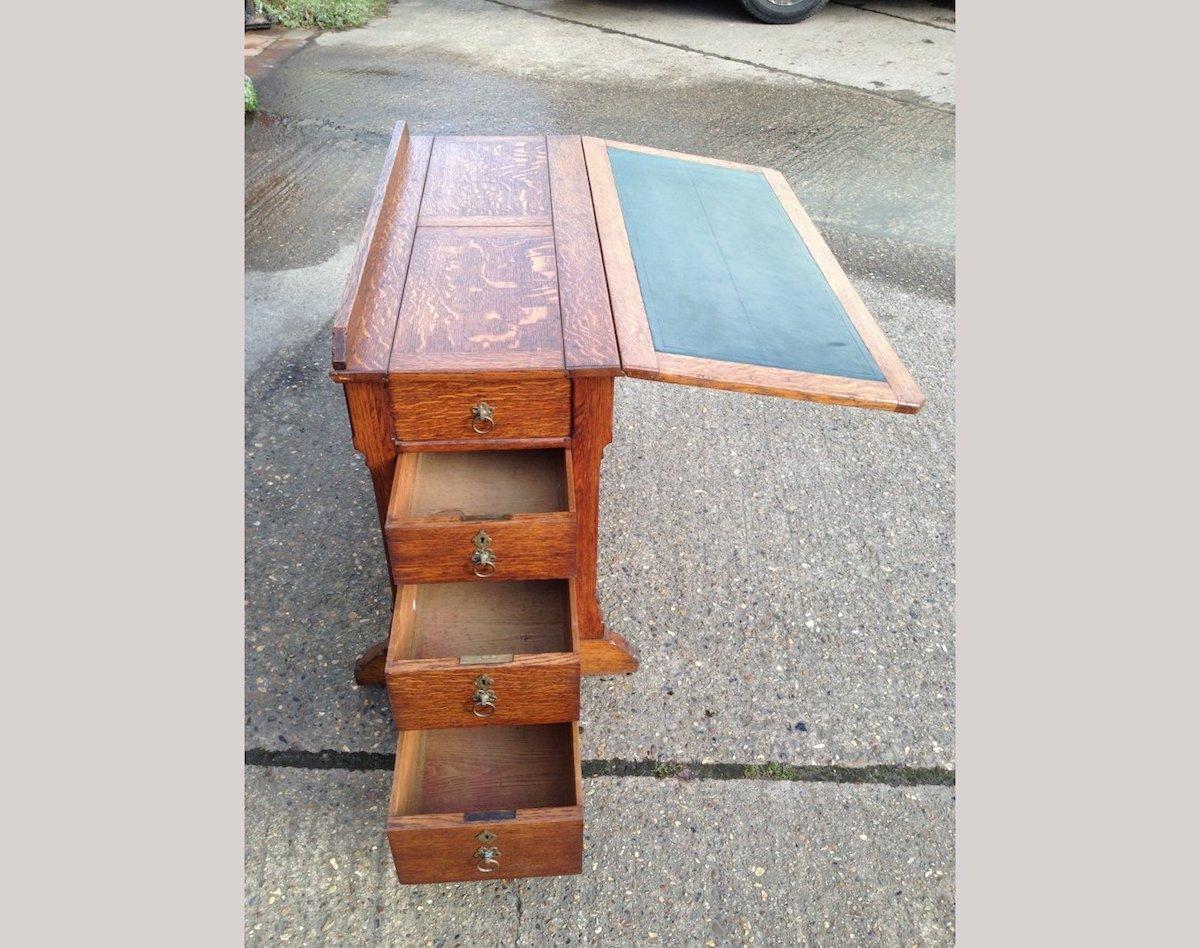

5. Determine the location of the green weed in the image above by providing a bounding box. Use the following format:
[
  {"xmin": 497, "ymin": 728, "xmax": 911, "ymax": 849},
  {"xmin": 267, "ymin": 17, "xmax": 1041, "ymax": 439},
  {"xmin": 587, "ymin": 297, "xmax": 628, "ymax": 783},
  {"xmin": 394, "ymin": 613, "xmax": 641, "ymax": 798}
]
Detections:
[{"xmin": 262, "ymin": 0, "xmax": 388, "ymax": 30}]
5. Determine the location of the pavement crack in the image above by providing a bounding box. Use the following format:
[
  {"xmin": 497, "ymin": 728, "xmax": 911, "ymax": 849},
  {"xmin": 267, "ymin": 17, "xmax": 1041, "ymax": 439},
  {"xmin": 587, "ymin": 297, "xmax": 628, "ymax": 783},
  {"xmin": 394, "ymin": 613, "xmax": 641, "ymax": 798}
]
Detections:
[
  {"xmin": 473, "ymin": 0, "xmax": 952, "ymax": 114},
  {"xmin": 830, "ymin": 1, "xmax": 957, "ymax": 33},
  {"xmin": 244, "ymin": 748, "xmax": 954, "ymax": 787}
]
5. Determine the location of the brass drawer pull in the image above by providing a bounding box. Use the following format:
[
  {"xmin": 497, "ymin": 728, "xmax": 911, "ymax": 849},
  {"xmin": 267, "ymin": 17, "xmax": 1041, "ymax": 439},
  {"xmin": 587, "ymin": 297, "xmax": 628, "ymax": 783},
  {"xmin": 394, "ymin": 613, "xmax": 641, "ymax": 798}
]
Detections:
[
  {"xmin": 470, "ymin": 675, "xmax": 497, "ymax": 717},
  {"xmin": 471, "ymin": 530, "xmax": 496, "ymax": 577},
  {"xmin": 471, "ymin": 688, "xmax": 497, "ymax": 717},
  {"xmin": 474, "ymin": 845, "xmax": 501, "ymax": 872},
  {"xmin": 470, "ymin": 401, "xmax": 495, "ymax": 434}
]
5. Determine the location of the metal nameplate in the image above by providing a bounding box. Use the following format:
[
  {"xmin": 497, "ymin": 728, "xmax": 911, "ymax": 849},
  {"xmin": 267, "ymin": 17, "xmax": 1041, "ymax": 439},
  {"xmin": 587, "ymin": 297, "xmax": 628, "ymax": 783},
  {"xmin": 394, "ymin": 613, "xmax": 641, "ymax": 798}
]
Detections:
[
  {"xmin": 465, "ymin": 810, "xmax": 516, "ymax": 823},
  {"xmin": 459, "ymin": 654, "xmax": 514, "ymax": 666}
]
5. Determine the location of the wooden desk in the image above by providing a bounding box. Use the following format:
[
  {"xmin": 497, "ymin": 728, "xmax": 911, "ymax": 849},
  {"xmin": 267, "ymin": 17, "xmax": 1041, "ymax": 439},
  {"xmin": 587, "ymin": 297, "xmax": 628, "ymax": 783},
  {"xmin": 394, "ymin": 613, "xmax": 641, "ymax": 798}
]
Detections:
[{"xmin": 332, "ymin": 123, "xmax": 922, "ymax": 883}]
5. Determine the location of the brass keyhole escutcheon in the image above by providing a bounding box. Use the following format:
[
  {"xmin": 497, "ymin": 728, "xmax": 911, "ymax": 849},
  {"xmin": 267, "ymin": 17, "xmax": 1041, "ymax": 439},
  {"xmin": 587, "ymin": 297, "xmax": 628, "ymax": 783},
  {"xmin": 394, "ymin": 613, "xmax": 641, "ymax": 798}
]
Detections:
[
  {"xmin": 471, "ymin": 401, "xmax": 495, "ymax": 434},
  {"xmin": 475, "ymin": 830, "xmax": 496, "ymax": 844},
  {"xmin": 471, "ymin": 530, "xmax": 496, "ymax": 577}
]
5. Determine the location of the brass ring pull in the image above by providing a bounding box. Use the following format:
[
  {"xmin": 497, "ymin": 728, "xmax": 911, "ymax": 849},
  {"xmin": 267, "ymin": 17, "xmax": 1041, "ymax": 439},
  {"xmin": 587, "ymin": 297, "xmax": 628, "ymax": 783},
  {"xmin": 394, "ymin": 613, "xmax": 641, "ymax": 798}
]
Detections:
[
  {"xmin": 471, "ymin": 531, "xmax": 496, "ymax": 577},
  {"xmin": 474, "ymin": 846, "xmax": 501, "ymax": 872},
  {"xmin": 471, "ymin": 695, "xmax": 497, "ymax": 717},
  {"xmin": 471, "ymin": 680, "xmax": 497, "ymax": 717},
  {"xmin": 471, "ymin": 402, "xmax": 495, "ymax": 434}
]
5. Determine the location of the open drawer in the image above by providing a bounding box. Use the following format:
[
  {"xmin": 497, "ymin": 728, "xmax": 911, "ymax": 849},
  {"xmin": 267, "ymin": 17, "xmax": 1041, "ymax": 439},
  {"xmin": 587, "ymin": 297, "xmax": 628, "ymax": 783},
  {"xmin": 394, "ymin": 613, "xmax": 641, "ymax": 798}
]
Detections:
[
  {"xmin": 387, "ymin": 722, "xmax": 583, "ymax": 883},
  {"xmin": 385, "ymin": 449, "xmax": 578, "ymax": 584},
  {"xmin": 385, "ymin": 580, "xmax": 580, "ymax": 730}
]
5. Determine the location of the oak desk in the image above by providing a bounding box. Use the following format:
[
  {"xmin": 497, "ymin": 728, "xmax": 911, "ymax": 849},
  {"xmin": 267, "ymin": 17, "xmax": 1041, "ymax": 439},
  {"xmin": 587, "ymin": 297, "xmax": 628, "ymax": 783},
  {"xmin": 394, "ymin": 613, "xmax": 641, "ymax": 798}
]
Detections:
[{"xmin": 332, "ymin": 123, "xmax": 922, "ymax": 884}]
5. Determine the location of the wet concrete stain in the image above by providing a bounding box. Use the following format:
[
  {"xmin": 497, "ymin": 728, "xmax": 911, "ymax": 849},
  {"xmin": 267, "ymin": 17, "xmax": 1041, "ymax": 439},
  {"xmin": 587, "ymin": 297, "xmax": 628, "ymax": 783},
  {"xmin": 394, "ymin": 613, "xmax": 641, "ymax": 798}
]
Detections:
[
  {"xmin": 245, "ymin": 115, "xmax": 390, "ymax": 272},
  {"xmin": 246, "ymin": 45, "xmax": 953, "ymax": 272}
]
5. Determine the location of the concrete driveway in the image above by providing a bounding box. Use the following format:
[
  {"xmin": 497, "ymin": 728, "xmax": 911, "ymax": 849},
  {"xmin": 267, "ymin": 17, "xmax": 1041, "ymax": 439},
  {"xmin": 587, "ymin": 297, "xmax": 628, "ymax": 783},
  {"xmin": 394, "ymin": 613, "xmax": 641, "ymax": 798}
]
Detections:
[{"xmin": 245, "ymin": 1, "xmax": 955, "ymax": 943}]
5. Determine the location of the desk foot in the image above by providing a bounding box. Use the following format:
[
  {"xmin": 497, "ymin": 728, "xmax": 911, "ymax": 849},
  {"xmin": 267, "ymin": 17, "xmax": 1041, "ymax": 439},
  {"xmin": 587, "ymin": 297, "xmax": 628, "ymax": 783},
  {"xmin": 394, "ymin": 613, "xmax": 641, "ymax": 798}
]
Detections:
[
  {"xmin": 580, "ymin": 628, "xmax": 639, "ymax": 676},
  {"xmin": 353, "ymin": 637, "xmax": 389, "ymax": 687}
]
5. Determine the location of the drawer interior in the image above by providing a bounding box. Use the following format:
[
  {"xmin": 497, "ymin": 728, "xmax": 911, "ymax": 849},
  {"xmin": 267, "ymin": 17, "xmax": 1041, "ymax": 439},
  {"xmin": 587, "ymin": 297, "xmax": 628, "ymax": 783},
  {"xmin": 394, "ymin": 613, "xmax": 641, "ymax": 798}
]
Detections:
[
  {"xmin": 392, "ymin": 723, "xmax": 580, "ymax": 816},
  {"xmin": 390, "ymin": 580, "xmax": 573, "ymax": 661},
  {"xmin": 397, "ymin": 449, "xmax": 571, "ymax": 520}
]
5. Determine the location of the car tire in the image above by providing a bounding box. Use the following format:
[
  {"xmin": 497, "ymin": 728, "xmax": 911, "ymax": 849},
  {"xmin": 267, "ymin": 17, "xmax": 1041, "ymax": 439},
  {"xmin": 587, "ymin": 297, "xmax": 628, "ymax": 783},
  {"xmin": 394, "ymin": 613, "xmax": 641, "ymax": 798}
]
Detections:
[{"xmin": 738, "ymin": 0, "xmax": 830, "ymax": 25}]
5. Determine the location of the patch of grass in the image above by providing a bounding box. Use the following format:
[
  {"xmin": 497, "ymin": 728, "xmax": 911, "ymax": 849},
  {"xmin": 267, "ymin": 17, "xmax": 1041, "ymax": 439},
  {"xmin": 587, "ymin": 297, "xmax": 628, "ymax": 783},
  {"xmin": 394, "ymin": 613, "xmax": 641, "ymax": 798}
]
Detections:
[
  {"xmin": 244, "ymin": 75, "xmax": 258, "ymax": 113},
  {"xmin": 743, "ymin": 761, "xmax": 797, "ymax": 781},
  {"xmin": 262, "ymin": 0, "xmax": 388, "ymax": 30},
  {"xmin": 652, "ymin": 761, "xmax": 683, "ymax": 779}
]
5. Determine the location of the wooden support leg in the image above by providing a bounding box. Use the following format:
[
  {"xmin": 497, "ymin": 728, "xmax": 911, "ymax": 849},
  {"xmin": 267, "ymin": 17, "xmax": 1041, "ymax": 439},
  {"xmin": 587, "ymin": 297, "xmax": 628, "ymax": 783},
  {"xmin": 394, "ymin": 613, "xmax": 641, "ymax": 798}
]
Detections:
[
  {"xmin": 343, "ymin": 380, "xmax": 398, "ymax": 536},
  {"xmin": 572, "ymin": 377, "xmax": 639, "ymax": 675},
  {"xmin": 353, "ymin": 637, "xmax": 389, "ymax": 686},
  {"xmin": 343, "ymin": 380, "xmax": 398, "ymax": 686},
  {"xmin": 580, "ymin": 628, "xmax": 639, "ymax": 676}
]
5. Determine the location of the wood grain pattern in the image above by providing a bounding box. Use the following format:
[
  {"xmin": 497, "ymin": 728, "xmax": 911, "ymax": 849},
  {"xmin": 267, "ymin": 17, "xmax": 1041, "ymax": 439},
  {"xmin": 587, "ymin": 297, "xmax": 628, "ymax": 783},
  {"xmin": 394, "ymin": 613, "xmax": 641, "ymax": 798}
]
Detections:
[
  {"xmin": 762, "ymin": 169, "xmax": 924, "ymax": 413},
  {"xmin": 386, "ymin": 580, "xmax": 577, "ymax": 656},
  {"xmin": 580, "ymin": 628, "xmax": 640, "ymax": 676},
  {"xmin": 391, "ymin": 724, "xmax": 579, "ymax": 813},
  {"xmin": 387, "ymin": 517, "xmax": 578, "ymax": 584},
  {"xmin": 648, "ymin": 353, "xmax": 901, "ymax": 412},
  {"xmin": 385, "ymin": 580, "xmax": 580, "ymax": 729},
  {"xmin": 332, "ymin": 123, "xmax": 433, "ymax": 373},
  {"xmin": 384, "ymin": 446, "xmax": 576, "ymax": 585},
  {"xmin": 569, "ymin": 377, "xmax": 613, "ymax": 642},
  {"xmin": 343, "ymin": 380, "xmax": 399, "ymax": 535},
  {"xmin": 390, "ymin": 227, "xmax": 565, "ymax": 375},
  {"xmin": 400, "ymin": 449, "xmax": 571, "ymax": 518},
  {"xmin": 580, "ymin": 136, "xmax": 657, "ymax": 374},
  {"xmin": 419, "ymin": 137, "xmax": 550, "ymax": 222},
  {"xmin": 395, "ymin": 436, "xmax": 571, "ymax": 453},
  {"xmin": 388, "ymin": 806, "xmax": 583, "ymax": 883},
  {"xmin": 386, "ymin": 449, "xmax": 578, "ymax": 583},
  {"xmin": 353, "ymin": 637, "xmax": 389, "ymax": 687},
  {"xmin": 547, "ymin": 136, "xmax": 621, "ymax": 377},
  {"xmin": 387, "ymin": 653, "xmax": 580, "ymax": 729},
  {"xmin": 389, "ymin": 378, "xmax": 571, "ymax": 441},
  {"xmin": 387, "ymin": 723, "xmax": 583, "ymax": 883},
  {"xmin": 419, "ymin": 215, "xmax": 552, "ymax": 228}
]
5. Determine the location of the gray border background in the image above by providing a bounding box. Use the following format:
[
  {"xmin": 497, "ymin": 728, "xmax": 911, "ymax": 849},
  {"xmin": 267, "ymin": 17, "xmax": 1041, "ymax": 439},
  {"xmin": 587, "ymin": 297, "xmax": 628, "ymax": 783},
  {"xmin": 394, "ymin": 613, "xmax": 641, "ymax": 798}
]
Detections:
[{"xmin": 5, "ymin": 2, "xmax": 1200, "ymax": 945}]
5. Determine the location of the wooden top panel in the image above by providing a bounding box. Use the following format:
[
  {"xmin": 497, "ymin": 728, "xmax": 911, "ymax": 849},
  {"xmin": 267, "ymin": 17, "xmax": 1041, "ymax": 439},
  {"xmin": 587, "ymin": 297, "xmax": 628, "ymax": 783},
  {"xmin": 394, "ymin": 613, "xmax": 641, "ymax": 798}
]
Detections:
[
  {"xmin": 388, "ymin": 134, "xmax": 564, "ymax": 376},
  {"xmin": 390, "ymin": 226, "xmax": 564, "ymax": 374},
  {"xmin": 334, "ymin": 128, "xmax": 620, "ymax": 379},
  {"xmin": 606, "ymin": 145, "xmax": 884, "ymax": 382},
  {"xmin": 419, "ymin": 136, "xmax": 550, "ymax": 224},
  {"xmin": 582, "ymin": 137, "xmax": 923, "ymax": 413},
  {"xmin": 333, "ymin": 127, "xmax": 917, "ymax": 410},
  {"xmin": 386, "ymin": 133, "xmax": 620, "ymax": 378}
]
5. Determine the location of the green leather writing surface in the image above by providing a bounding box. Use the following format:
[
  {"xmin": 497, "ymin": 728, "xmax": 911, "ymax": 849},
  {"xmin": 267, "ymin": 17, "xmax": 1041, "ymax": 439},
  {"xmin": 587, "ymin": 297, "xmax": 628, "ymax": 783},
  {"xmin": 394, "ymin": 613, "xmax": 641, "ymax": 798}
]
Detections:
[{"xmin": 607, "ymin": 147, "xmax": 885, "ymax": 382}]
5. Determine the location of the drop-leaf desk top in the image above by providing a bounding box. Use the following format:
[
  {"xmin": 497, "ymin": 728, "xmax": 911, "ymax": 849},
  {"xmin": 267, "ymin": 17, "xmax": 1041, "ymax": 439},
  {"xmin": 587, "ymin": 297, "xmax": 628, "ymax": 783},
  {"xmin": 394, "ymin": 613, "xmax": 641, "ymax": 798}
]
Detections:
[{"xmin": 332, "ymin": 122, "xmax": 923, "ymax": 414}]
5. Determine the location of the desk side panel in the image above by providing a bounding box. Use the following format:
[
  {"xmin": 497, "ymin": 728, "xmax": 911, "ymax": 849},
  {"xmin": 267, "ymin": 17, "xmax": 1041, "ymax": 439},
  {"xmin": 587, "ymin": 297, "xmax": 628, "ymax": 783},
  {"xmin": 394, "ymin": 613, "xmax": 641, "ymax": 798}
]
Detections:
[{"xmin": 332, "ymin": 123, "xmax": 434, "ymax": 373}]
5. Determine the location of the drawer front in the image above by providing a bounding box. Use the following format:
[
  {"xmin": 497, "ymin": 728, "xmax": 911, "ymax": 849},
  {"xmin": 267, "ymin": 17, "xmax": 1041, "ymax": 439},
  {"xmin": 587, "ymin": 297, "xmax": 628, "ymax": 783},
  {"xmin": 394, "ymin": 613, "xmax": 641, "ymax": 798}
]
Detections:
[
  {"xmin": 387, "ymin": 517, "xmax": 578, "ymax": 584},
  {"xmin": 390, "ymin": 378, "xmax": 571, "ymax": 443},
  {"xmin": 387, "ymin": 654, "xmax": 580, "ymax": 730},
  {"xmin": 388, "ymin": 808, "xmax": 583, "ymax": 884}
]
